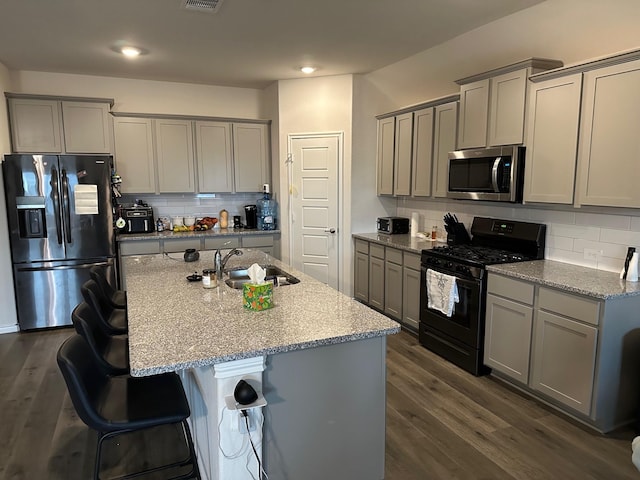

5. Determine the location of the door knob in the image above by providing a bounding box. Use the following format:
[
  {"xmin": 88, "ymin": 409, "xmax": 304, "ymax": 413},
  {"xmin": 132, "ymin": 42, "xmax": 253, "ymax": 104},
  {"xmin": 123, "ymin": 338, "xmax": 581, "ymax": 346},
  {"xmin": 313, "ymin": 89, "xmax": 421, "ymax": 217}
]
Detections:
[{"xmin": 325, "ymin": 228, "xmax": 336, "ymax": 234}]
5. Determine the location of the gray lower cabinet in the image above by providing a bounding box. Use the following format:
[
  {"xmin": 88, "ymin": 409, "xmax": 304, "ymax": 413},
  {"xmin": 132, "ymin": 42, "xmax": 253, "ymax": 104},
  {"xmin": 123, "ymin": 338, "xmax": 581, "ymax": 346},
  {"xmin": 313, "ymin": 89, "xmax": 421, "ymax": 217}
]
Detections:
[
  {"xmin": 354, "ymin": 240, "xmax": 369, "ymax": 302},
  {"xmin": 368, "ymin": 244, "xmax": 385, "ymax": 311},
  {"xmin": 486, "ymin": 272, "xmax": 640, "ymax": 432},
  {"xmin": 401, "ymin": 252, "xmax": 421, "ymax": 331},
  {"xmin": 384, "ymin": 247, "xmax": 403, "ymax": 320}
]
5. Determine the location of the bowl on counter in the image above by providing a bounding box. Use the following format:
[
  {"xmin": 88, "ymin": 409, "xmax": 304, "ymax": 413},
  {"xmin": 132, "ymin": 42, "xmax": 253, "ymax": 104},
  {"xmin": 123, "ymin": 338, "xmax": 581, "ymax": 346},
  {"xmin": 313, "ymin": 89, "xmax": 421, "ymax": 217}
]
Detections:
[
  {"xmin": 184, "ymin": 215, "xmax": 196, "ymax": 227},
  {"xmin": 171, "ymin": 216, "xmax": 184, "ymax": 227}
]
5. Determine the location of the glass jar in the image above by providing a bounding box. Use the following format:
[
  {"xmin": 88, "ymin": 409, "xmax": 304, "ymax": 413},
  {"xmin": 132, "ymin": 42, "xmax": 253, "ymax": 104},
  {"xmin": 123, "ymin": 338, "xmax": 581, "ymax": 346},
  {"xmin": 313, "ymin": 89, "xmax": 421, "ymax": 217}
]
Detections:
[{"xmin": 202, "ymin": 269, "xmax": 218, "ymax": 289}]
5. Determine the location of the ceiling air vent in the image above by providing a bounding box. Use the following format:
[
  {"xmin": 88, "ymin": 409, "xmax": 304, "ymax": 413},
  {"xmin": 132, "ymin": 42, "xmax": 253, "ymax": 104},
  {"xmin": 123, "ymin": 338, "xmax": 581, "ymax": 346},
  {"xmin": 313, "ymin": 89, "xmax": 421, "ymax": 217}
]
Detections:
[{"xmin": 182, "ymin": 0, "xmax": 224, "ymax": 14}]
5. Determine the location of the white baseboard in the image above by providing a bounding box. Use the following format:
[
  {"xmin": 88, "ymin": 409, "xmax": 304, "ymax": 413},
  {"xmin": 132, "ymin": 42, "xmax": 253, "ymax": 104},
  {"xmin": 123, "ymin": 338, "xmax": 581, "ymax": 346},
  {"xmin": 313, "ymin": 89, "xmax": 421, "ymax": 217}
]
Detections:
[{"xmin": 0, "ymin": 324, "xmax": 19, "ymax": 334}]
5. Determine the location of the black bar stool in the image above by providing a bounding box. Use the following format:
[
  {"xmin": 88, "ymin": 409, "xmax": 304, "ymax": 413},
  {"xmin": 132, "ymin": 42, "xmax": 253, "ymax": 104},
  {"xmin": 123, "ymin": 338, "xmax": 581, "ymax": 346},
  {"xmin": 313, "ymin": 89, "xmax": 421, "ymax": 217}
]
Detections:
[
  {"xmin": 71, "ymin": 302, "xmax": 129, "ymax": 375},
  {"xmin": 57, "ymin": 335, "xmax": 200, "ymax": 480},
  {"xmin": 90, "ymin": 265, "xmax": 127, "ymax": 310},
  {"xmin": 81, "ymin": 279, "xmax": 127, "ymax": 335}
]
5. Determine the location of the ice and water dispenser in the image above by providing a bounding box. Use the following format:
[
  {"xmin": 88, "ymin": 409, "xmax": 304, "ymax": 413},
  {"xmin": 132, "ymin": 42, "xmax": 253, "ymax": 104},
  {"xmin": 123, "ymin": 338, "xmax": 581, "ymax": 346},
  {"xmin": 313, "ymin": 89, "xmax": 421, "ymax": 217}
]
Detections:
[{"xmin": 16, "ymin": 197, "xmax": 47, "ymax": 239}]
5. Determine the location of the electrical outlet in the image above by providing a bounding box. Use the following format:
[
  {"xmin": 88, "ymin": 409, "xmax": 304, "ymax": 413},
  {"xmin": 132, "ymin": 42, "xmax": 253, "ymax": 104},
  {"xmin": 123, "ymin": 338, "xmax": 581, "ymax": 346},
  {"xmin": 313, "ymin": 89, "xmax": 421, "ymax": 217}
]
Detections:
[
  {"xmin": 238, "ymin": 410, "xmax": 256, "ymax": 434},
  {"xmin": 584, "ymin": 248, "xmax": 603, "ymax": 260}
]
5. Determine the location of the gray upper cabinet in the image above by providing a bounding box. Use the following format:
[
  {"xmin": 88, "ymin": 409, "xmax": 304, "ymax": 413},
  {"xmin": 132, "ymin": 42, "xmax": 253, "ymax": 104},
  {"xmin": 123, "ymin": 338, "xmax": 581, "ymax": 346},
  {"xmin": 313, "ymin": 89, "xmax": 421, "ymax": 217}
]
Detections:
[
  {"xmin": 523, "ymin": 73, "xmax": 582, "ymax": 204},
  {"xmin": 195, "ymin": 121, "xmax": 234, "ymax": 193},
  {"xmin": 411, "ymin": 107, "xmax": 434, "ymax": 197},
  {"xmin": 455, "ymin": 59, "xmax": 563, "ymax": 149},
  {"xmin": 392, "ymin": 112, "xmax": 413, "ymax": 196},
  {"xmin": 376, "ymin": 117, "xmax": 395, "ymax": 195},
  {"xmin": 154, "ymin": 118, "xmax": 196, "ymax": 193},
  {"xmin": 431, "ymin": 101, "xmax": 458, "ymax": 198},
  {"xmin": 113, "ymin": 116, "xmax": 156, "ymax": 194},
  {"xmin": 7, "ymin": 94, "xmax": 113, "ymax": 154},
  {"xmin": 457, "ymin": 78, "xmax": 490, "ymax": 149},
  {"xmin": 577, "ymin": 58, "xmax": 640, "ymax": 208},
  {"xmin": 232, "ymin": 123, "xmax": 270, "ymax": 192}
]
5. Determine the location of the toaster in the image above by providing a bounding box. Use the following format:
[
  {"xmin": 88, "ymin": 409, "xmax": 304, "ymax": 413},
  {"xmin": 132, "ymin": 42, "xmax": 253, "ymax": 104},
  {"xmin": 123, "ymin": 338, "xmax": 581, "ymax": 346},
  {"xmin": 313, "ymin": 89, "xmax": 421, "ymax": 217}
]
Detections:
[
  {"xmin": 377, "ymin": 216, "xmax": 410, "ymax": 234},
  {"xmin": 120, "ymin": 205, "xmax": 155, "ymax": 234}
]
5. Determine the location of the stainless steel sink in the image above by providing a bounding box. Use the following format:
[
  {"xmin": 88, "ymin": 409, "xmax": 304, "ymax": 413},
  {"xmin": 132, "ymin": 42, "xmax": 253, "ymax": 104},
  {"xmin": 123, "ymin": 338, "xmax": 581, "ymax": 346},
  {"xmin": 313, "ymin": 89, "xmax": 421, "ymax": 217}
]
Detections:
[{"xmin": 224, "ymin": 264, "xmax": 300, "ymax": 289}]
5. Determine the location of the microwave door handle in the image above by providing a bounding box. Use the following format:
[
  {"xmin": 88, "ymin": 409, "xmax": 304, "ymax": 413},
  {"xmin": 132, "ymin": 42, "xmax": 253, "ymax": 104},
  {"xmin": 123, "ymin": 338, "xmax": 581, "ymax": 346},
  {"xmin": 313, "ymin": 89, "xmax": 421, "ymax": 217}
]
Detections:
[{"xmin": 491, "ymin": 157, "xmax": 502, "ymax": 192}]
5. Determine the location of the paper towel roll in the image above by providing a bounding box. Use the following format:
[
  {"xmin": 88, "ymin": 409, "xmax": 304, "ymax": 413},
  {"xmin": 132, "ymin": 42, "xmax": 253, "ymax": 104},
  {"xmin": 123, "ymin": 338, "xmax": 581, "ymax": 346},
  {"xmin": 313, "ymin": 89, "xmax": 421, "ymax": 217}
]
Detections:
[{"xmin": 411, "ymin": 212, "xmax": 419, "ymax": 237}]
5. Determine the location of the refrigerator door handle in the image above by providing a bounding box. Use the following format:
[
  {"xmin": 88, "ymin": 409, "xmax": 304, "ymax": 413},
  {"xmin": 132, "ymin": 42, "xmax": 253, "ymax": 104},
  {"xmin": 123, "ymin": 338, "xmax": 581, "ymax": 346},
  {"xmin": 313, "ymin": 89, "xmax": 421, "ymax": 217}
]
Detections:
[
  {"xmin": 50, "ymin": 167, "xmax": 63, "ymax": 245},
  {"xmin": 61, "ymin": 169, "xmax": 72, "ymax": 244},
  {"xmin": 15, "ymin": 260, "xmax": 112, "ymax": 273}
]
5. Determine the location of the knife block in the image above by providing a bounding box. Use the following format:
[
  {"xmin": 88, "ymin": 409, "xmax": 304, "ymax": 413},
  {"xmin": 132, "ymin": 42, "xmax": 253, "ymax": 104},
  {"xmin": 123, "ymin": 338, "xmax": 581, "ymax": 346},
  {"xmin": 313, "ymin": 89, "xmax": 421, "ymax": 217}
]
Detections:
[{"xmin": 446, "ymin": 223, "xmax": 471, "ymax": 245}]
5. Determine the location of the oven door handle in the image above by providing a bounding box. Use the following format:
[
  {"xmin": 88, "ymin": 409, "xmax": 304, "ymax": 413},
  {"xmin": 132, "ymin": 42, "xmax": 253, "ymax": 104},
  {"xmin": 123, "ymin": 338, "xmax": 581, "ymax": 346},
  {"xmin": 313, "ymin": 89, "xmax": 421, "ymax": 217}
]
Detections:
[{"xmin": 491, "ymin": 157, "xmax": 502, "ymax": 192}]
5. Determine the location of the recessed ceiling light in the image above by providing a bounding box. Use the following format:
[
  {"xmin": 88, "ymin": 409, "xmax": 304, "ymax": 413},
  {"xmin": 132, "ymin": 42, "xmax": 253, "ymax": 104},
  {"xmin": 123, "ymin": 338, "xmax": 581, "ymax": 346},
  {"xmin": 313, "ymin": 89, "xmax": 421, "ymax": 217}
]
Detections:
[
  {"xmin": 121, "ymin": 46, "xmax": 142, "ymax": 58},
  {"xmin": 300, "ymin": 66, "xmax": 316, "ymax": 74}
]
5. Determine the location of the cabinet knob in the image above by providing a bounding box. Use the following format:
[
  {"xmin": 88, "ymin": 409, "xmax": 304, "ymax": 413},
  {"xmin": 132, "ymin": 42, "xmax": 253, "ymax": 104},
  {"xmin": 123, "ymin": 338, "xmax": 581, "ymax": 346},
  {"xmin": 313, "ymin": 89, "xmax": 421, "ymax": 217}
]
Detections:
[{"xmin": 325, "ymin": 228, "xmax": 336, "ymax": 234}]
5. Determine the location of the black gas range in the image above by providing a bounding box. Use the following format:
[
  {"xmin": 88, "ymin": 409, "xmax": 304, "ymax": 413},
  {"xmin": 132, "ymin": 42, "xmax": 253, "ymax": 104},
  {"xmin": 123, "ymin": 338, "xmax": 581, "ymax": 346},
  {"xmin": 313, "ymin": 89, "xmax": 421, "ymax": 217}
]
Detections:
[{"xmin": 419, "ymin": 217, "xmax": 546, "ymax": 375}]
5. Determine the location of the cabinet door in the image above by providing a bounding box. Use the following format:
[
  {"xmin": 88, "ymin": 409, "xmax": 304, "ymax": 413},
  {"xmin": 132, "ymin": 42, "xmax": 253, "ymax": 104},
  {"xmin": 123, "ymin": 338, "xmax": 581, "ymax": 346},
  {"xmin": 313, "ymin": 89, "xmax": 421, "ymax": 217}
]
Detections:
[
  {"xmin": 431, "ymin": 101, "xmax": 458, "ymax": 198},
  {"xmin": 384, "ymin": 260, "xmax": 403, "ymax": 320},
  {"xmin": 484, "ymin": 293, "xmax": 533, "ymax": 384},
  {"xmin": 61, "ymin": 101, "xmax": 112, "ymax": 154},
  {"xmin": 457, "ymin": 78, "xmax": 489, "ymax": 149},
  {"xmin": 530, "ymin": 310, "xmax": 597, "ymax": 415},
  {"xmin": 8, "ymin": 98, "xmax": 62, "ymax": 153},
  {"xmin": 393, "ymin": 112, "xmax": 413, "ymax": 196},
  {"xmin": 233, "ymin": 123, "xmax": 269, "ymax": 192},
  {"xmin": 376, "ymin": 117, "xmax": 395, "ymax": 195},
  {"xmin": 354, "ymin": 251, "xmax": 369, "ymax": 302},
  {"xmin": 113, "ymin": 117, "xmax": 156, "ymax": 194},
  {"xmin": 488, "ymin": 68, "xmax": 528, "ymax": 146},
  {"xmin": 402, "ymin": 266, "xmax": 420, "ymax": 331},
  {"xmin": 368, "ymin": 256, "xmax": 385, "ymax": 311},
  {"xmin": 524, "ymin": 74, "xmax": 582, "ymax": 204},
  {"xmin": 577, "ymin": 59, "xmax": 640, "ymax": 207},
  {"xmin": 155, "ymin": 119, "xmax": 195, "ymax": 193},
  {"xmin": 195, "ymin": 121, "xmax": 234, "ymax": 193},
  {"xmin": 411, "ymin": 107, "xmax": 434, "ymax": 197}
]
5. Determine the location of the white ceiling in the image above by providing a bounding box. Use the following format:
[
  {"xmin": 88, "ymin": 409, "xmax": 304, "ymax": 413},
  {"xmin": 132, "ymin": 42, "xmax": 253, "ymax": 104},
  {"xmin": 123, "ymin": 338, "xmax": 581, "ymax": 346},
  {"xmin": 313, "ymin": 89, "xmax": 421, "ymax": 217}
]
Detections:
[{"xmin": 0, "ymin": 0, "xmax": 544, "ymax": 89}]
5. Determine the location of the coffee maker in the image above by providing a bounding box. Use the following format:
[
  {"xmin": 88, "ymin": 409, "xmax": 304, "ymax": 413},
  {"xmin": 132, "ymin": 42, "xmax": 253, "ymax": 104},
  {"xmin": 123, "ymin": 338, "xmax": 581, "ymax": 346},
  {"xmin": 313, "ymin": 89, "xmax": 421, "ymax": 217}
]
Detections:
[{"xmin": 244, "ymin": 205, "xmax": 257, "ymax": 229}]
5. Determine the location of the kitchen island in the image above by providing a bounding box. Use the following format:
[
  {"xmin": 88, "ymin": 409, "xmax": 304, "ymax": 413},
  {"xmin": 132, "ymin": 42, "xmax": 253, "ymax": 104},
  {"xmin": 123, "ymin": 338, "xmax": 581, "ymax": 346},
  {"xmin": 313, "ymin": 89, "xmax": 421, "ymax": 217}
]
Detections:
[{"xmin": 123, "ymin": 250, "xmax": 399, "ymax": 480}]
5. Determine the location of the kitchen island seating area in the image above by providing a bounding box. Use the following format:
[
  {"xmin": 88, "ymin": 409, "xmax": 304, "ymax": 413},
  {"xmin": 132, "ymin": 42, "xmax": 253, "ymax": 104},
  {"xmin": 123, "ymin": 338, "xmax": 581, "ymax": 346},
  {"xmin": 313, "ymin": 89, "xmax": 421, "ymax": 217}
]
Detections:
[
  {"xmin": 90, "ymin": 265, "xmax": 127, "ymax": 310},
  {"xmin": 57, "ymin": 334, "xmax": 200, "ymax": 480},
  {"xmin": 81, "ymin": 278, "xmax": 128, "ymax": 334}
]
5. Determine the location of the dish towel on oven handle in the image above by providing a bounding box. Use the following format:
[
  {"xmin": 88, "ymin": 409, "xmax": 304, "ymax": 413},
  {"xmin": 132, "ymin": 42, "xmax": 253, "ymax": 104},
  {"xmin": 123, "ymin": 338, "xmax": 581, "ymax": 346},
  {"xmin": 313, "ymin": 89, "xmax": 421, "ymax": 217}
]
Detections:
[{"xmin": 426, "ymin": 269, "xmax": 459, "ymax": 317}]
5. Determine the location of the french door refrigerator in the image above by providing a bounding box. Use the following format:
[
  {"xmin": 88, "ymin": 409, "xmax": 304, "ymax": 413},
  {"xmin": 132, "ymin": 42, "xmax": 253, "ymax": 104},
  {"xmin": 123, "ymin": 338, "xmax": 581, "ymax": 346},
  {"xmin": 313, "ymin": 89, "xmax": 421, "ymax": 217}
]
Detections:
[{"xmin": 3, "ymin": 154, "xmax": 115, "ymax": 330}]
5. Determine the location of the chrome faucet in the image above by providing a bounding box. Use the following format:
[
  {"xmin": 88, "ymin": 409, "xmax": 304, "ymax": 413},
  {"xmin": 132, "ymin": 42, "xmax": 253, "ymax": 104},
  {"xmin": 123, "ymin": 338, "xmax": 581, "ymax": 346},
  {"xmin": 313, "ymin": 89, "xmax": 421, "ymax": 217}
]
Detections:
[{"xmin": 215, "ymin": 247, "xmax": 243, "ymax": 278}]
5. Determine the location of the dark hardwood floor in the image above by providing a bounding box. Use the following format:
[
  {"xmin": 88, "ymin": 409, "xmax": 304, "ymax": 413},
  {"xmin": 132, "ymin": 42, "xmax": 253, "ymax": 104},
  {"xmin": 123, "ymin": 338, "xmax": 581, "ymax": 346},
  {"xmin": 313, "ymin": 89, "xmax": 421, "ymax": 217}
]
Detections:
[{"xmin": 0, "ymin": 327, "xmax": 637, "ymax": 479}]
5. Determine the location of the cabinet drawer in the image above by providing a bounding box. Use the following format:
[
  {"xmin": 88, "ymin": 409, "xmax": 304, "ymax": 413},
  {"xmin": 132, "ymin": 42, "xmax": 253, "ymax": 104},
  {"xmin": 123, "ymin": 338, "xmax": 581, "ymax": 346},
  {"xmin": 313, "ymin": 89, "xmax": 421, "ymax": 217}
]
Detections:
[
  {"xmin": 538, "ymin": 288, "xmax": 600, "ymax": 326},
  {"xmin": 355, "ymin": 239, "xmax": 369, "ymax": 255},
  {"xmin": 403, "ymin": 252, "xmax": 421, "ymax": 270},
  {"xmin": 163, "ymin": 238, "xmax": 202, "ymax": 253},
  {"xmin": 370, "ymin": 244, "xmax": 385, "ymax": 260},
  {"xmin": 242, "ymin": 235, "xmax": 274, "ymax": 248},
  {"xmin": 385, "ymin": 247, "xmax": 403, "ymax": 265},
  {"xmin": 119, "ymin": 240, "xmax": 160, "ymax": 256},
  {"xmin": 203, "ymin": 236, "xmax": 241, "ymax": 250},
  {"xmin": 487, "ymin": 274, "xmax": 534, "ymax": 305}
]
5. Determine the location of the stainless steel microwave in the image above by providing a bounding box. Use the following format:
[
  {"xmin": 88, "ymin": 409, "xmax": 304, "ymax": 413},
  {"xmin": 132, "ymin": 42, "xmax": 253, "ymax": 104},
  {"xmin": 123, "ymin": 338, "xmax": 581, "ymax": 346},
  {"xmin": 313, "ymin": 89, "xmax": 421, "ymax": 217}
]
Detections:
[{"xmin": 447, "ymin": 146, "xmax": 525, "ymax": 202}]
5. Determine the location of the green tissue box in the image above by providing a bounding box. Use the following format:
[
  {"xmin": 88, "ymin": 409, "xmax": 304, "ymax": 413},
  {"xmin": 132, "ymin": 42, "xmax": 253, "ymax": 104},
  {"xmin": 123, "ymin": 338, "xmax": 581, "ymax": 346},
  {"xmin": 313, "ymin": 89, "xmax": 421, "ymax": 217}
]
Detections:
[{"xmin": 243, "ymin": 282, "xmax": 273, "ymax": 311}]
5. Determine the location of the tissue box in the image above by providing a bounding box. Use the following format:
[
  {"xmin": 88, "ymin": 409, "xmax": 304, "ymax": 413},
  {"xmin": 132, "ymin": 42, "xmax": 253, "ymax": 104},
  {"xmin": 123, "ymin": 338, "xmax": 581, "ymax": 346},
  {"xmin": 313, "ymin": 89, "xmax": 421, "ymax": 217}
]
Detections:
[{"xmin": 243, "ymin": 282, "xmax": 273, "ymax": 311}]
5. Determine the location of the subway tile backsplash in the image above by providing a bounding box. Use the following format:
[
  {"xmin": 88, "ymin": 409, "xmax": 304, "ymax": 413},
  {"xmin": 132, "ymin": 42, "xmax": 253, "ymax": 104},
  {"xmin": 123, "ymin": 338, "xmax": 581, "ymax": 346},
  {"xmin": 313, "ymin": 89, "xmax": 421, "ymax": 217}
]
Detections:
[
  {"xmin": 118, "ymin": 193, "xmax": 265, "ymax": 221},
  {"xmin": 398, "ymin": 198, "xmax": 640, "ymax": 274}
]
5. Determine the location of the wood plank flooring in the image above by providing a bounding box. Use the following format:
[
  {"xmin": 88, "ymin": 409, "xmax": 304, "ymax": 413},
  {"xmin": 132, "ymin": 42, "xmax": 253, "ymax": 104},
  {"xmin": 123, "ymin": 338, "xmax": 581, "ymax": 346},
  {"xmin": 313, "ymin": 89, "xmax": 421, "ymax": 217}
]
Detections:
[{"xmin": 0, "ymin": 327, "xmax": 637, "ymax": 479}]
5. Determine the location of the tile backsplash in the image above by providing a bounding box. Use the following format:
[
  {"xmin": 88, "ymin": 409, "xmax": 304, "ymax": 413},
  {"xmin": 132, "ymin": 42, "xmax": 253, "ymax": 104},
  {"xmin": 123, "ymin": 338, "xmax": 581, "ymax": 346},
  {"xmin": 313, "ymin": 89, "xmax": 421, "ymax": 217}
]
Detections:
[
  {"xmin": 118, "ymin": 193, "xmax": 267, "ymax": 222},
  {"xmin": 398, "ymin": 198, "xmax": 640, "ymax": 274}
]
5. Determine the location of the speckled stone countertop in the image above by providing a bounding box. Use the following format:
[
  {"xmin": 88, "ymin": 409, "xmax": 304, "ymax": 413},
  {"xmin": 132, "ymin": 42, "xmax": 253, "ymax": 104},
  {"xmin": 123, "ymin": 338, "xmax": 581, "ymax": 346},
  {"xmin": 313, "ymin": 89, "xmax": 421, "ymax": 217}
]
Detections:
[
  {"xmin": 352, "ymin": 232, "xmax": 445, "ymax": 254},
  {"xmin": 488, "ymin": 260, "xmax": 640, "ymax": 299},
  {"xmin": 119, "ymin": 228, "xmax": 280, "ymax": 242},
  {"xmin": 124, "ymin": 250, "xmax": 400, "ymax": 376}
]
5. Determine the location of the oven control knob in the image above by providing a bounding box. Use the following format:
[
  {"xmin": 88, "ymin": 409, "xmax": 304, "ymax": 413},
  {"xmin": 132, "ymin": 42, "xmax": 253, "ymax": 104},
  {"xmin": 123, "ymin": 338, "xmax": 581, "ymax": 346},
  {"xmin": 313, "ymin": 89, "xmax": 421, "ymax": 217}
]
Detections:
[{"xmin": 446, "ymin": 261, "xmax": 453, "ymax": 268}]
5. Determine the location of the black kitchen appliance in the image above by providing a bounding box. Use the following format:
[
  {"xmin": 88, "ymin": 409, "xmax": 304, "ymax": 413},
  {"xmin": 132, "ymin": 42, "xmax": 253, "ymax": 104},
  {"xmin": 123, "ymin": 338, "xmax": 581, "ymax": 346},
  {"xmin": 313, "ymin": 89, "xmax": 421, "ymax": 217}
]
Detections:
[
  {"xmin": 119, "ymin": 204, "xmax": 154, "ymax": 234},
  {"xmin": 377, "ymin": 216, "xmax": 410, "ymax": 234},
  {"xmin": 419, "ymin": 217, "xmax": 546, "ymax": 376},
  {"xmin": 244, "ymin": 205, "xmax": 257, "ymax": 229}
]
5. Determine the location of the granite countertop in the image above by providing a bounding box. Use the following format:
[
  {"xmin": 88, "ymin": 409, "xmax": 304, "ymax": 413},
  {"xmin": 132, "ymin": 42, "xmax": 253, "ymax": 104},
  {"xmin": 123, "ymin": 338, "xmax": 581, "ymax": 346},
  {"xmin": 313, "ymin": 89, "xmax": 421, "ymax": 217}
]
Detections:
[
  {"xmin": 353, "ymin": 232, "xmax": 445, "ymax": 254},
  {"xmin": 118, "ymin": 228, "xmax": 280, "ymax": 241},
  {"xmin": 123, "ymin": 250, "xmax": 400, "ymax": 376},
  {"xmin": 488, "ymin": 260, "xmax": 640, "ymax": 299}
]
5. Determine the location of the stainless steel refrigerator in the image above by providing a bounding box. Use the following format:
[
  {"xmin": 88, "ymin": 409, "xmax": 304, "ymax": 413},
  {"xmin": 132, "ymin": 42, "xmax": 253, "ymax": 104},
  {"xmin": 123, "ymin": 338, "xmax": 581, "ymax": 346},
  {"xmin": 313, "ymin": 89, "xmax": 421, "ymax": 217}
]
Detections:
[{"xmin": 3, "ymin": 154, "xmax": 115, "ymax": 330}]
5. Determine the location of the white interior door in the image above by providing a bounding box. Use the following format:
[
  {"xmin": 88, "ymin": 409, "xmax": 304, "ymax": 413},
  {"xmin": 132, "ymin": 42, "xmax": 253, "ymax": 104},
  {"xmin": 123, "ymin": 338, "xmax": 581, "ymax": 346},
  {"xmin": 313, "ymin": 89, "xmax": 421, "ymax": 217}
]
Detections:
[{"xmin": 289, "ymin": 134, "xmax": 340, "ymax": 288}]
